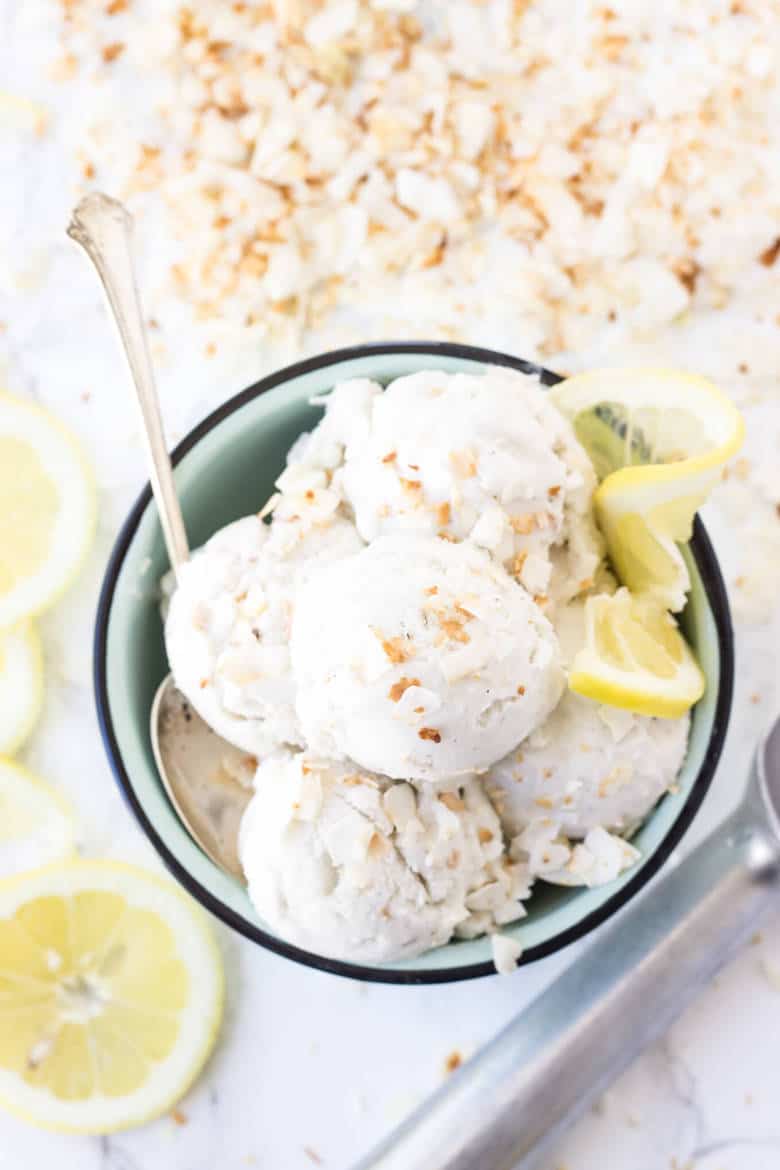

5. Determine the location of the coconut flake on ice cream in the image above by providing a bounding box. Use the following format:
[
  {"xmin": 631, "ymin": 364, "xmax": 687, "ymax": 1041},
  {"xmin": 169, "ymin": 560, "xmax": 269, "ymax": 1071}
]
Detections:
[
  {"xmin": 164, "ymin": 489, "xmax": 363, "ymax": 757},
  {"xmin": 486, "ymin": 689, "xmax": 690, "ymax": 840},
  {"xmin": 239, "ymin": 752, "xmax": 532, "ymax": 963},
  {"xmin": 290, "ymin": 531, "xmax": 565, "ymax": 782},
  {"xmin": 291, "ymin": 368, "xmax": 602, "ymax": 606}
]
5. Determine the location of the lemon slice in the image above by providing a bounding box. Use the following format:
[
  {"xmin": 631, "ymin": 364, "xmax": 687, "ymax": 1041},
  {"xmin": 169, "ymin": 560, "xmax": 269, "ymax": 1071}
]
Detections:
[
  {"xmin": 0, "ymin": 860, "xmax": 223, "ymax": 1133},
  {"xmin": 0, "ymin": 760, "xmax": 74, "ymax": 879},
  {"xmin": 0, "ymin": 394, "xmax": 96, "ymax": 628},
  {"xmin": 569, "ymin": 589, "xmax": 705, "ymax": 718},
  {"xmin": 0, "ymin": 623, "xmax": 44, "ymax": 755},
  {"xmin": 551, "ymin": 369, "xmax": 744, "ymax": 610}
]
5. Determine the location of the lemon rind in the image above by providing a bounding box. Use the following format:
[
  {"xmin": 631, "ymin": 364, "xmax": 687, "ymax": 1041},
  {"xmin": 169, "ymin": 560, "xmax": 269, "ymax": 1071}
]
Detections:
[
  {"xmin": 552, "ymin": 367, "xmax": 745, "ymax": 500},
  {"xmin": 568, "ymin": 588, "xmax": 706, "ymax": 719},
  {"xmin": 552, "ymin": 367, "xmax": 745, "ymax": 447},
  {"xmin": 553, "ymin": 368, "xmax": 744, "ymax": 618},
  {"xmin": 595, "ymin": 427, "xmax": 744, "ymax": 505},
  {"xmin": 569, "ymin": 666, "xmax": 705, "ymax": 719}
]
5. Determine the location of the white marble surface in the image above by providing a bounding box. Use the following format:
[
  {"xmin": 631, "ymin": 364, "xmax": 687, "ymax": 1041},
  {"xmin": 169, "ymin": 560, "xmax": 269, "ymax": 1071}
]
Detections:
[{"xmin": 3, "ymin": 3, "xmax": 780, "ymax": 1168}]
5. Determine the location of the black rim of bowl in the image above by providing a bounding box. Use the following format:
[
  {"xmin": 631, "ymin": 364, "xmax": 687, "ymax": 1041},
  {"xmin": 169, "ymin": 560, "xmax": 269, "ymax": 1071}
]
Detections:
[{"xmin": 94, "ymin": 341, "xmax": 734, "ymax": 985}]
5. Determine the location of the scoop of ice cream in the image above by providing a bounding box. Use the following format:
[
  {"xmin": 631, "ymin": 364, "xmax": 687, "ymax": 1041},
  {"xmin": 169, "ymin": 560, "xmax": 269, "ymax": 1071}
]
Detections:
[
  {"xmin": 238, "ymin": 752, "xmax": 532, "ymax": 963},
  {"xmin": 294, "ymin": 369, "xmax": 602, "ymax": 605},
  {"xmin": 485, "ymin": 596, "xmax": 689, "ymax": 840},
  {"xmin": 486, "ymin": 690, "xmax": 690, "ymax": 840},
  {"xmin": 164, "ymin": 497, "xmax": 363, "ymax": 756},
  {"xmin": 290, "ymin": 532, "xmax": 564, "ymax": 782}
]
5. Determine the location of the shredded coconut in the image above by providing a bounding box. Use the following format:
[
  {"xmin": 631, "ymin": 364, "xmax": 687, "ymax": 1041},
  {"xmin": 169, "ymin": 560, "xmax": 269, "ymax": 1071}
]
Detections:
[{"xmin": 491, "ymin": 933, "xmax": 524, "ymax": 976}]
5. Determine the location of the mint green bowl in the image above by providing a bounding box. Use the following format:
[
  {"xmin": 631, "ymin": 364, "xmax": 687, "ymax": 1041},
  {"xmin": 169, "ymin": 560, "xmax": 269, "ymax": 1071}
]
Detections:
[{"xmin": 94, "ymin": 343, "xmax": 734, "ymax": 983}]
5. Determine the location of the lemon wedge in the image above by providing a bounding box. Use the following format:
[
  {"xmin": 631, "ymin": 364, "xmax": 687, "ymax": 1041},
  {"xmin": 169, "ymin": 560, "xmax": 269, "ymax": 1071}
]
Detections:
[
  {"xmin": 551, "ymin": 369, "xmax": 744, "ymax": 610},
  {"xmin": 0, "ymin": 394, "xmax": 96, "ymax": 628},
  {"xmin": 0, "ymin": 760, "xmax": 75, "ymax": 879},
  {"xmin": 569, "ymin": 589, "xmax": 705, "ymax": 718},
  {"xmin": 0, "ymin": 623, "xmax": 44, "ymax": 755},
  {"xmin": 0, "ymin": 860, "xmax": 223, "ymax": 1133}
]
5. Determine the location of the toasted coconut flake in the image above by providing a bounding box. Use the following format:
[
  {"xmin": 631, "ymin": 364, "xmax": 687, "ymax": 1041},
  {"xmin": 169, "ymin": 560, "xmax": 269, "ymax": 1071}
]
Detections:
[
  {"xmin": 511, "ymin": 552, "xmax": 528, "ymax": 578},
  {"xmin": 449, "ymin": 449, "xmax": 478, "ymax": 478},
  {"xmin": 388, "ymin": 676, "xmax": 421, "ymax": 702},
  {"xmin": 759, "ymin": 237, "xmax": 780, "ymax": 267},
  {"xmin": 438, "ymin": 616, "xmax": 470, "ymax": 644},
  {"xmin": 492, "ymin": 934, "xmax": 523, "ymax": 975},
  {"xmin": 101, "ymin": 41, "xmax": 125, "ymax": 62},
  {"xmin": 436, "ymin": 501, "xmax": 452, "ymax": 526},
  {"xmin": 49, "ymin": 0, "xmax": 780, "ymax": 375},
  {"xmin": 379, "ymin": 634, "xmax": 415, "ymax": 664},
  {"xmin": 509, "ymin": 514, "xmax": 536, "ymax": 536}
]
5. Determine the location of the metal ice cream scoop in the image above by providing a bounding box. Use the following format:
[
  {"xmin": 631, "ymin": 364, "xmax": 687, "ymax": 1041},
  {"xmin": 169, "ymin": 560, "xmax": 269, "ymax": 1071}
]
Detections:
[
  {"xmin": 354, "ymin": 715, "xmax": 780, "ymax": 1170},
  {"xmin": 68, "ymin": 193, "xmax": 250, "ymax": 880}
]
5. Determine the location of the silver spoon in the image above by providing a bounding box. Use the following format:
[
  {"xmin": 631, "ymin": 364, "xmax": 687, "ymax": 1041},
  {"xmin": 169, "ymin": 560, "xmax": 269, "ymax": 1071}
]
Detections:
[
  {"xmin": 353, "ymin": 714, "xmax": 780, "ymax": 1170},
  {"xmin": 68, "ymin": 193, "xmax": 250, "ymax": 880}
]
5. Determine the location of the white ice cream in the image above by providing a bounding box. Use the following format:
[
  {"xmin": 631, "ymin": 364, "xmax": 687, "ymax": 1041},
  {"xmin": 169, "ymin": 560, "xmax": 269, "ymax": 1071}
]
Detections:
[
  {"xmin": 484, "ymin": 595, "xmax": 690, "ymax": 886},
  {"xmin": 239, "ymin": 752, "xmax": 532, "ymax": 963},
  {"xmin": 293, "ymin": 368, "xmax": 602, "ymax": 605},
  {"xmin": 164, "ymin": 495, "xmax": 363, "ymax": 756},
  {"xmin": 486, "ymin": 691, "xmax": 690, "ymax": 840},
  {"xmin": 291, "ymin": 532, "xmax": 564, "ymax": 782},
  {"xmin": 165, "ymin": 366, "xmax": 694, "ymax": 956}
]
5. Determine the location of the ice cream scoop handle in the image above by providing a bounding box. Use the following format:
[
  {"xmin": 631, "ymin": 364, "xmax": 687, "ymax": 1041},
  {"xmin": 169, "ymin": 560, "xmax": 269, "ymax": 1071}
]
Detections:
[
  {"xmin": 354, "ymin": 806, "xmax": 780, "ymax": 1170},
  {"xmin": 67, "ymin": 193, "xmax": 189, "ymax": 572}
]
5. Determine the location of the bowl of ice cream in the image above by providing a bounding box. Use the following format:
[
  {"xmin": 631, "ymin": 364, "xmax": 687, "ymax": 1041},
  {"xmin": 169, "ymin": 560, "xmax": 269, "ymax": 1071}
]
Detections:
[{"xmin": 94, "ymin": 342, "xmax": 733, "ymax": 983}]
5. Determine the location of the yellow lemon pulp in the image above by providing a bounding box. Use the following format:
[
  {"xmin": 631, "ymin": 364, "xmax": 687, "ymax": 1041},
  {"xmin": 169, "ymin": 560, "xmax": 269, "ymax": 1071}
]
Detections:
[
  {"xmin": 0, "ymin": 892, "xmax": 186, "ymax": 1100},
  {"xmin": 569, "ymin": 590, "xmax": 705, "ymax": 718},
  {"xmin": 0, "ymin": 862, "xmax": 223, "ymax": 1133},
  {"xmin": 0, "ymin": 438, "xmax": 59, "ymax": 600},
  {"xmin": 0, "ymin": 395, "xmax": 95, "ymax": 627}
]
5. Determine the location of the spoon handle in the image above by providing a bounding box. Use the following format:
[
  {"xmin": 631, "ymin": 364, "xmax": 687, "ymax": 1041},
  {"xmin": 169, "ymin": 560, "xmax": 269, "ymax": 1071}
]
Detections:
[
  {"xmin": 354, "ymin": 771, "xmax": 780, "ymax": 1170},
  {"xmin": 68, "ymin": 193, "xmax": 189, "ymax": 573}
]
